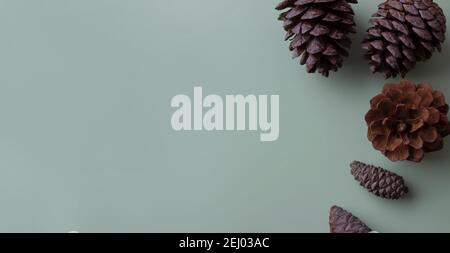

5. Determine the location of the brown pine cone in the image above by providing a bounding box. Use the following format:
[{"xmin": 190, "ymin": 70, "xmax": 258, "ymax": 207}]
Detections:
[
  {"xmin": 329, "ymin": 205, "xmax": 372, "ymax": 233},
  {"xmin": 351, "ymin": 161, "xmax": 408, "ymax": 199},
  {"xmin": 276, "ymin": 0, "xmax": 358, "ymax": 77},
  {"xmin": 363, "ymin": 0, "xmax": 446, "ymax": 78},
  {"xmin": 365, "ymin": 80, "xmax": 450, "ymax": 162}
]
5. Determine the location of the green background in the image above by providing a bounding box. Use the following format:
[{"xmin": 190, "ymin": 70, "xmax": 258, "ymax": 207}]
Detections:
[{"xmin": 0, "ymin": 0, "xmax": 449, "ymax": 232}]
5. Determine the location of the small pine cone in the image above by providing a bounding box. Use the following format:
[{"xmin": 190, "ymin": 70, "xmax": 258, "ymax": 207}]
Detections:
[
  {"xmin": 350, "ymin": 161, "xmax": 408, "ymax": 199},
  {"xmin": 329, "ymin": 206, "xmax": 372, "ymax": 233},
  {"xmin": 276, "ymin": 0, "xmax": 358, "ymax": 77},
  {"xmin": 363, "ymin": 0, "xmax": 446, "ymax": 78},
  {"xmin": 366, "ymin": 80, "xmax": 450, "ymax": 162}
]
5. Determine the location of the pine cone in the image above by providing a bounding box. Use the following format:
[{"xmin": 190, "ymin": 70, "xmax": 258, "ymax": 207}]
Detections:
[
  {"xmin": 329, "ymin": 205, "xmax": 372, "ymax": 233},
  {"xmin": 366, "ymin": 80, "xmax": 450, "ymax": 162},
  {"xmin": 363, "ymin": 0, "xmax": 446, "ymax": 78},
  {"xmin": 276, "ymin": 0, "xmax": 358, "ymax": 77},
  {"xmin": 351, "ymin": 161, "xmax": 408, "ymax": 199}
]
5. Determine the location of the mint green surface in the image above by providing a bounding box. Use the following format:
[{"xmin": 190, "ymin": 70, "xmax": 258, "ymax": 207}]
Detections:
[{"xmin": 0, "ymin": 0, "xmax": 450, "ymax": 232}]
